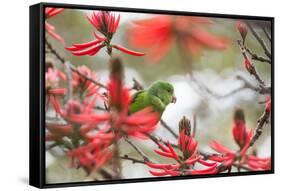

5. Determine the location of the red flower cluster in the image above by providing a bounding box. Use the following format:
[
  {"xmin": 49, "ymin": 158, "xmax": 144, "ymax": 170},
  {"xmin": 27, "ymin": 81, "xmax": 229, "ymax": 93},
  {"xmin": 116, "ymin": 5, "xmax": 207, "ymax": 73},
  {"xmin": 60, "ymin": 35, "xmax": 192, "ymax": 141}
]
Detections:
[
  {"xmin": 128, "ymin": 16, "xmax": 228, "ymax": 62},
  {"xmin": 68, "ymin": 132, "xmax": 114, "ymax": 170},
  {"xmin": 146, "ymin": 117, "xmax": 218, "ymax": 176},
  {"xmin": 45, "ymin": 7, "xmax": 64, "ymax": 43},
  {"xmin": 87, "ymin": 11, "xmax": 120, "ymax": 36},
  {"xmin": 71, "ymin": 66, "xmax": 100, "ymax": 97},
  {"xmin": 47, "ymin": 97, "xmax": 113, "ymax": 170},
  {"xmin": 46, "ymin": 59, "xmax": 161, "ymax": 171},
  {"xmin": 66, "ymin": 11, "xmax": 144, "ymax": 57},
  {"xmin": 209, "ymin": 109, "xmax": 271, "ymax": 171}
]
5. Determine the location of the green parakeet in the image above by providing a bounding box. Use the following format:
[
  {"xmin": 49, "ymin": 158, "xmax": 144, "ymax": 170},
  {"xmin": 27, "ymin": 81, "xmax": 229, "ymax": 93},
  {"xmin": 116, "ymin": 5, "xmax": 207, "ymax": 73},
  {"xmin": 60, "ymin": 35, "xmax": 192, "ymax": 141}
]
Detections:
[{"xmin": 129, "ymin": 81, "xmax": 176, "ymax": 117}]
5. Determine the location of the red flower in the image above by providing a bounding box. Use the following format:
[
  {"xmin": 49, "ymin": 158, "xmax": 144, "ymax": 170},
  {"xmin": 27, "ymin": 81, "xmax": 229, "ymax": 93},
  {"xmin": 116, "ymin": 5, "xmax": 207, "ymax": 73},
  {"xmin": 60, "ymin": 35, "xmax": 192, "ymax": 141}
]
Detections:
[
  {"xmin": 247, "ymin": 156, "xmax": 271, "ymax": 171},
  {"xmin": 209, "ymin": 109, "xmax": 270, "ymax": 171},
  {"xmin": 71, "ymin": 65, "xmax": 100, "ymax": 97},
  {"xmin": 45, "ymin": 7, "xmax": 64, "ymax": 43},
  {"xmin": 232, "ymin": 109, "xmax": 252, "ymax": 149},
  {"xmin": 236, "ymin": 21, "xmax": 248, "ymax": 43},
  {"xmin": 146, "ymin": 117, "xmax": 218, "ymax": 176},
  {"xmin": 87, "ymin": 11, "xmax": 120, "ymax": 36},
  {"xmin": 66, "ymin": 11, "xmax": 144, "ymax": 57},
  {"xmin": 45, "ymin": 67, "xmax": 67, "ymax": 96},
  {"xmin": 128, "ymin": 16, "xmax": 228, "ymax": 62},
  {"xmin": 65, "ymin": 32, "xmax": 106, "ymax": 56}
]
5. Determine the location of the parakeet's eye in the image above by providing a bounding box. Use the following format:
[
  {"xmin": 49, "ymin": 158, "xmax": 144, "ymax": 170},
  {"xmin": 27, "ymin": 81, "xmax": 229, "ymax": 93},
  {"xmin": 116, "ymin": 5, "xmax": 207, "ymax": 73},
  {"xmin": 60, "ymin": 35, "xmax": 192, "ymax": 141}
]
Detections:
[{"xmin": 167, "ymin": 88, "xmax": 173, "ymax": 93}]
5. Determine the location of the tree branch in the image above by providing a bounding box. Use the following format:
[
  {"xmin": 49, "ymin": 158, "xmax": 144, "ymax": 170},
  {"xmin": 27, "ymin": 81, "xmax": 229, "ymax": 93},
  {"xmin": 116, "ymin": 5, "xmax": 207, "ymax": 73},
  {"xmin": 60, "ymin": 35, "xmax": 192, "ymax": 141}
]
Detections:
[
  {"xmin": 246, "ymin": 22, "xmax": 271, "ymax": 58},
  {"xmin": 119, "ymin": 154, "xmax": 146, "ymax": 164},
  {"xmin": 190, "ymin": 74, "xmax": 270, "ymax": 101},
  {"xmin": 160, "ymin": 119, "xmax": 178, "ymax": 138},
  {"xmin": 123, "ymin": 137, "xmax": 151, "ymax": 162},
  {"xmin": 245, "ymin": 47, "xmax": 271, "ymax": 64},
  {"xmin": 237, "ymin": 40, "xmax": 265, "ymax": 86},
  {"xmin": 250, "ymin": 109, "xmax": 271, "ymax": 147},
  {"xmin": 262, "ymin": 27, "xmax": 271, "ymax": 42},
  {"xmin": 64, "ymin": 61, "xmax": 73, "ymax": 100}
]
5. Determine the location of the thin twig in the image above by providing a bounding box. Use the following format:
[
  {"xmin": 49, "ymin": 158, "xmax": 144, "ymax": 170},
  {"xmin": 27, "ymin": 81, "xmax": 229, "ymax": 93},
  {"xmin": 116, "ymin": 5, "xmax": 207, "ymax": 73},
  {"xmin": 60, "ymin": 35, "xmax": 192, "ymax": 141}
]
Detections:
[
  {"xmin": 123, "ymin": 137, "xmax": 151, "ymax": 162},
  {"xmin": 64, "ymin": 61, "xmax": 73, "ymax": 100},
  {"xmin": 250, "ymin": 110, "xmax": 271, "ymax": 147},
  {"xmin": 216, "ymin": 161, "xmax": 251, "ymax": 172},
  {"xmin": 190, "ymin": 74, "xmax": 270, "ymax": 101},
  {"xmin": 245, "ymin": 47, "xmax": 271, "ymax": 64},
  {"xmin": 193, "ymin": 114, "xmax": 197, "ymax": 137},
  {"xmin": 119, "ymin": 154, "xmax": 146, "ymax": 164},
  {"xmin": 235, "ymin": 75, "xmax": 271, "ymax": 95},
  {"xmin": 246, "ymin": 22, "xmax": 271, "ymax": 58},
  {"xmin": 160, "ymin": 120, "xmax": 178, "ymax": 138},
  {"xmin": 262, "ymin": 27, "xmax": 271, "ymax": 42},
  {"xmin": 237, "ymin": 40, "xmax": 265, "ymax": 86},
  {"xmin": 233, "ymin": 163, "xmax": 252, "ymax": 171},
  {"xmin": 112, "ymin": 140, "xmax": 121, "ymax": 179}
]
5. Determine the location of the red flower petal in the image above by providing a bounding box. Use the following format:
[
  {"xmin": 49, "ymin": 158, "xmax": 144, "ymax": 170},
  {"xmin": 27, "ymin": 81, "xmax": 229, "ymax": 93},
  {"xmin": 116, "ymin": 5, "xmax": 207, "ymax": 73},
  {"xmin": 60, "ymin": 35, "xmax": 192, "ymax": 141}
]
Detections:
[{"xmin": 113, "ymin": 45, "xmax": 145, "ymax": 56}]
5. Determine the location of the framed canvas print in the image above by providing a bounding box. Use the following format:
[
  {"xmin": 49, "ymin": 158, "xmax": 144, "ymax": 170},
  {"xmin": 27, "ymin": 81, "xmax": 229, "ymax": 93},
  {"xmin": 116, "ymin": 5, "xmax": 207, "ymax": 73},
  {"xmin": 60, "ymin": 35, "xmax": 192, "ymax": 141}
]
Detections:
[{"xmin": 29, "ymin": 2, "xmax": 274, "ymax": 188}]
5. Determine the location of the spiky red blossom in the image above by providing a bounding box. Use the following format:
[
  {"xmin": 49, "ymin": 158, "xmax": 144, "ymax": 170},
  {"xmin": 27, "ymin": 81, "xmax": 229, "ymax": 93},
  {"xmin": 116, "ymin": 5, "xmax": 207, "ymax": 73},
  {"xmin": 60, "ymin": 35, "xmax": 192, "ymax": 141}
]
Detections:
[
  {"xmin": 128, "ymin": 16, "xmax": 228, "ymax": 62},
  {"xmin": 46, "ymin": 97, "xmax": 113, "ymax": 170},
  {"xmin": 67, "ymin": 132, "xmax": 114, "ymax": 171},
  {"xmin": 46, "ymin": 98, "xmax": 109, "ymax": 141},
  {"xmin": 209, "ymin": 109, "xmax": 271, "ymax": 171},
  {"xmin": 66, "ymin": 11, "xmax": 144, "ymax": 57},
  {"xmin": 87, "ymin": 11, "xmax": 120, "ymax": 36},
  {"xmin": 146, "ymin": 117, "xmax": 218, "ymax": 176},
  {"xmin": 45, "ymin": 7, "xmax": 64, "ymax": 43},
  {"xmin": 232, "ymin": 109, "xmax": 252, "ymax": 148},
  {"xmin": 71, "ymin": 65, "xmax": 100, "ymax": 97}
]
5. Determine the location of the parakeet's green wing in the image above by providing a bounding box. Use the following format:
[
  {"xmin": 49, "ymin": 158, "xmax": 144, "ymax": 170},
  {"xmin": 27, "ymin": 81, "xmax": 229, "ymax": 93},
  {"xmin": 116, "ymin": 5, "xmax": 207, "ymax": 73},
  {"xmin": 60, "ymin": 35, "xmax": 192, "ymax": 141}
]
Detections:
[{"xmin": 129, "ymin": 90, "xmax": 151, "ymax": 114}]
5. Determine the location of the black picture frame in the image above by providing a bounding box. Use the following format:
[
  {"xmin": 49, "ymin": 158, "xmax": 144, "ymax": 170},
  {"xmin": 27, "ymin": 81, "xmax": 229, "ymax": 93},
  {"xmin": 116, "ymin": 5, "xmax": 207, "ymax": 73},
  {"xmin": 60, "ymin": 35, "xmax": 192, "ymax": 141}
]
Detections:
[{"xmin": 29, "ymin": 2, "xmax": 274, "ymax": 189}]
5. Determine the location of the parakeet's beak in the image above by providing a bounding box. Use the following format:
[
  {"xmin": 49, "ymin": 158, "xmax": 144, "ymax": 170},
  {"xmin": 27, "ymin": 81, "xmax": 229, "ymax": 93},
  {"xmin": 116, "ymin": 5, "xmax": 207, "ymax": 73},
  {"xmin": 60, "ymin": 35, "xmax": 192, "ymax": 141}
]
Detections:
[{"xmin": 171, "ymin": 95, "xmax": 177, "ymax": 103}]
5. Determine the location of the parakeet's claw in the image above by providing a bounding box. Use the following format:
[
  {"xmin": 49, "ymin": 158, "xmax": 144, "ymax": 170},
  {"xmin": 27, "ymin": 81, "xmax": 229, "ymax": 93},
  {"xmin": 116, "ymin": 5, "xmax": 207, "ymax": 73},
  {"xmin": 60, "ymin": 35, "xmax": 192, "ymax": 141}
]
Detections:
[{"xmin": 171, "ymin": 95, "xmax": 177, "ymax": 103}]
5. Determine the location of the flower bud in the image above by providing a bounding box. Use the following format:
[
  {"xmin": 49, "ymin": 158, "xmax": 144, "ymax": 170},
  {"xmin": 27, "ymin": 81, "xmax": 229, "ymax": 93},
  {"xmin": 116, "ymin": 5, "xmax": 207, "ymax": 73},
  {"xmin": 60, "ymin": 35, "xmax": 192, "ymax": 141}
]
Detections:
[
  {"xmin": 178, "ymin": 116, "xmax": 191, "ymax": 136},
  {"xmin": 232, "ymin": 108, "xmax": 248, "ymax": 148},
  {"xmin": 236, "ymin": 21, "xmax": 248, "ymax": 43},
  {"xmin": 178, "ymin": 116, "xmax": 197, "ymax": 159},
  {"xmin": 244, "ymin": 58, "xmax": 255, "ymax": 74}
]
